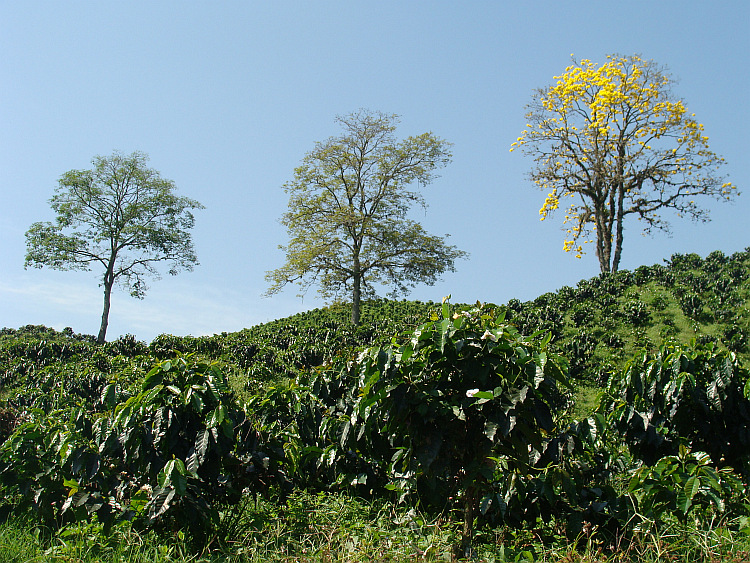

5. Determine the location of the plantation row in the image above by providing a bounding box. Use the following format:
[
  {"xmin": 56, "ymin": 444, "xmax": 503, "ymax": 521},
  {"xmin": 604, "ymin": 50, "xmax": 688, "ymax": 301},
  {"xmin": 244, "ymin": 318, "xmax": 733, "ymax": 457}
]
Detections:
[
  {"xmin": 1, "ymin": 249, "xmax": 750, "ymax": 557},
  {"xmin": 4, "ymin": 250, "xmax": 749, "ymax": 388}
]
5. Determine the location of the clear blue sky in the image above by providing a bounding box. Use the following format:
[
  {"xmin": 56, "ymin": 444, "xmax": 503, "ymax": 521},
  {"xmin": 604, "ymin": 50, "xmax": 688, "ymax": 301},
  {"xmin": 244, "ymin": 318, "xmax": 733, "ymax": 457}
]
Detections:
[{"xmin": 2, "ymin": 1, "xmax": 748, "ymax": 342}]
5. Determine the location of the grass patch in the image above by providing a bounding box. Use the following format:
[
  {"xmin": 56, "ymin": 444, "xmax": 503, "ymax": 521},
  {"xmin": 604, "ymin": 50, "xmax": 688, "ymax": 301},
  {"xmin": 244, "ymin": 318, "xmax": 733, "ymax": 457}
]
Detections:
[{"xmin": 2, "ymin": 493, "xmax": 750, "ymax": 562}]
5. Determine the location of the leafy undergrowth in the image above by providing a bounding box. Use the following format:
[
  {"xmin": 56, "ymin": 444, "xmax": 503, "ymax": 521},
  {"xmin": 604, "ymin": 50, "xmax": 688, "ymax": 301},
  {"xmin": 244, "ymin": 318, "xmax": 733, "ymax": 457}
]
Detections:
[
  {"xmin": 2, "ymin": 491, "xmax": 750, "ymax": 562},
  {"xmin": 2, "ymin": 248, "xmax": 750, "ymax": 561}
]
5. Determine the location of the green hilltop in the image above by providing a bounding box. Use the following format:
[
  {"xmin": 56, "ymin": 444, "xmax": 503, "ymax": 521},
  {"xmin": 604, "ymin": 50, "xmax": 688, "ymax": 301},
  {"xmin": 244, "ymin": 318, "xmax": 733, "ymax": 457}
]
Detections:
[
  {"xmin": 1, "ymin": 247, "xmax": 750, "ymax": 561},
  {"xmin": 3, "ymin": 248, "xmax": 749, "ymax": 395}
]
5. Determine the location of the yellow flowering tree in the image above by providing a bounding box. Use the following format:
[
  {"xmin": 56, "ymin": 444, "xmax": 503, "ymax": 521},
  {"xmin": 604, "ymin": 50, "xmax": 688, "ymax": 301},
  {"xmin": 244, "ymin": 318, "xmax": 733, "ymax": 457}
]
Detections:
[{"xmin": 511, "ymin": 54, "xmax": 737, "ymax": 273}]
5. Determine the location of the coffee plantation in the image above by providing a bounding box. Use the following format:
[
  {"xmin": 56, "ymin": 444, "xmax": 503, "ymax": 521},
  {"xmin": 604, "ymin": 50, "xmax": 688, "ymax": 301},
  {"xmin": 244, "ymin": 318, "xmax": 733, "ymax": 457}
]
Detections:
[{"xmin": 2, "ymin": 249, "xmax": 750, "ymax": 560}]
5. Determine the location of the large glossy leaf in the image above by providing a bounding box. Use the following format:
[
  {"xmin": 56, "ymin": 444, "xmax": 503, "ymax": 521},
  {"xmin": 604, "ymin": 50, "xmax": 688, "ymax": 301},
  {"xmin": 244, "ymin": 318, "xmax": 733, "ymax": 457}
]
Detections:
[
  {"xmin": 159, "ymin": 458, "xmax": 187, "ymax": 495},
  {"xmin": 206, "ymin": 405, "xmax": 225, "ymax": 428},
  {"xmin": 187, "ymin": 429, "xmax": 211, "ymax": 475},
  {"xmin": 149, "ymin": 487, "xmax": 176, "ymax": 521}
]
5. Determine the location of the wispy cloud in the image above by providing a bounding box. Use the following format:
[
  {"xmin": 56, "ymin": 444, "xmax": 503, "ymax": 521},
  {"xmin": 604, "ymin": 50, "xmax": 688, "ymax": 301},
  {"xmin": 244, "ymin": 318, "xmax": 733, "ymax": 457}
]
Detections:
[
  {"xmin": 116, "ymin": 280, "xmax": 323, "ymax": 339},
  {"xmin": 0, "ymin": 273, "xmax": 102, "ymax": 335},
  {"xmin": 0, "ymin": 277, "xmax": 101, "ymax": 309},
  {"xmin": 0, "ymin": 272, "xmax": 324, "ymax": 342}
]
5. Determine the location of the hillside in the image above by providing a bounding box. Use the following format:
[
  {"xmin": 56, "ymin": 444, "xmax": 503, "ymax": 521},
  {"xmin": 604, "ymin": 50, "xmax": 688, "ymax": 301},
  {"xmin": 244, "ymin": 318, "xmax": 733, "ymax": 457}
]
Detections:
[
  {"xmin": 3, "ymin": 248, "xmax": 748, "ymax": 394},
  {"xmin": 1, "ymin": 247, "xmax": 750, "ymax": 562}
]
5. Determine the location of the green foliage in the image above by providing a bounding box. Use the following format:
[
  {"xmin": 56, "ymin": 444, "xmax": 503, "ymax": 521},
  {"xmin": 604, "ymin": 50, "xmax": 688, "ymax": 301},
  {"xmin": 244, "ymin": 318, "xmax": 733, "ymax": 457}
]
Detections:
[
  {"xmin": 24, "ymin": 151, "xmax": 203, "ymax": 342},
  {"xmin": 3, "ymin": 249, "xmax": 750, "ymax": 559},
  {"xmin": 601, "ymin": 340, "xmax": 750, "ymax": 475},
  {"xmin": 619, "ymin": 300, "xmax": 651, "ymax": 327},
  {"xmin": 265, "ymin": 110, "xmax": 467, "ymax": 324},
  {"xmin": 0, "ymin": 355, "xmax": 286, "ymax": 537},
  {"xmin": 502, "ymin": 248, "xmax": 750, "ymax": 386},
  {"xmin": 306, "ymin": 299, "xmax": 571, "ymax": 553},
  {"xmin": 626, "ymin": 445, "xmax": 745, "ymax": 526},
  {"xmin": 7, "ymin": 245, "xmax": 750, "ymax": 393}
]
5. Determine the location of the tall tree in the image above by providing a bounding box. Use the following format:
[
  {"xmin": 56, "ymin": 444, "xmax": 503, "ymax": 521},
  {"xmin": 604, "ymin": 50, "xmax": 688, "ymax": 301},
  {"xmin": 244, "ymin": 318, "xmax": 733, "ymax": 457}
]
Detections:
[
  {"xmin": 25, "ymin": 151, "xmax": 203, "ymax": 343},
  {"xmin": 511, "ymin": 54, "xmax": 737, "ymax": 273},
  {"xmin": 266, "ymin": 109, "xmax": 467, "ymax": 324}
]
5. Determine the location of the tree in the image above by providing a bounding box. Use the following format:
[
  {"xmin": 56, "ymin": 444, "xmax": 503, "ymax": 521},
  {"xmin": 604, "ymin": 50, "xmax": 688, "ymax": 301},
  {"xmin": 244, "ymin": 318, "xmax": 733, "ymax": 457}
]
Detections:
[
  {"xmin": 265, "ymin": 109, "xmax": 467, "ymax": 324},
  {"xmin": 511, "ymin": 54, "xmax": 737, "ymax": 273},
  {"xmin": 25, "ymin": 151, "xmax": 203, "ymax": 343}
]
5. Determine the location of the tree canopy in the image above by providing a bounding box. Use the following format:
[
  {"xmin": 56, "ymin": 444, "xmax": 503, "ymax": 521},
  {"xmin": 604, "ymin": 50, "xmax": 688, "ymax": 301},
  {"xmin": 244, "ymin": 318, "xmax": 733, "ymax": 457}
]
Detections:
[
  {"xmin": 266, "ymin": 109, "xmax": 467, "ymax": 324},
  {"xmin": 511, "ymin": 54, "xmax": 737, "ymax": 273},
  {"xmin": 25, "ymin": 151, "xmax": 203, "ymax": 343}
]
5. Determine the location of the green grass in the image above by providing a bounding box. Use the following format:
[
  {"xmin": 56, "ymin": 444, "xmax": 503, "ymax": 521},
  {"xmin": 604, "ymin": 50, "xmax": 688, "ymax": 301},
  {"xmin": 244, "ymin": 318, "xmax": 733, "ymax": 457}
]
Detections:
[
  {"xmin": 2, "ymin": 492, "xmax": 750, "ymax": 562},
  {"xmin": 569, "ymin": 383, "xmax": 603, "ymax": 421}
]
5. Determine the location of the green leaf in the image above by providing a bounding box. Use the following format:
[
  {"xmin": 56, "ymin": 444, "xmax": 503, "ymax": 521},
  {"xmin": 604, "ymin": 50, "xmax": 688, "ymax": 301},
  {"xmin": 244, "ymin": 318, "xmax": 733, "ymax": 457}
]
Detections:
[
  {"xmin": 439, "ymin": 319, "xmax": 451, "ymax": 353},
  {"xmin": 484, "ymin": 421, "xmax": 499, "ymax": 441},
  {"xmin": 100, "ymin": 383, "xmax": 117, "ymax": 407},
  {"xmin": 63, "ymin": 478, "xmax": 79, "ymax": 495},
  {"xmin": 340, "ymin": 420, "xmax": 351, "ymax": 447},
  {"xmin": 187, "ymin": 429, "xmax": 211, "ymax": 475},
  {"xmin": 507, "ymin": 386, "xmax": 529, "ymax": 406},
  {"xmin": 676, "ymin": 488, "xmax": 692, "ymax": 515},
  {"xmin": 159, "ymin": 458, "xmax": 188, "ymax": 495},
  {"xmin": 149, "ymin": 487, "xmax": 176, "ymax": 520},
  {"xmin": 684, "ymin": 475, "xmax": 700, "ymax": 502},
  {"xmin": 441, "ymin": 295, "xmax": 451, "ymax": 319},
  {"xmin": 206, "ymin": 405, "xmax": 226, "ymax": 428},
  {"xmin": 143, "ymin": 367, "xmax": 163, "ymax": 390},
  {"xmin": 129, "ymin": 489, "xmax": 150, "ymax": 514},
  {"xmin": 220, "ymin": 418, "xmax": 234, "ymax": 440},
  {"xmin": 191, "ymin": 392, "xmax": 204, "ymax": 412}
]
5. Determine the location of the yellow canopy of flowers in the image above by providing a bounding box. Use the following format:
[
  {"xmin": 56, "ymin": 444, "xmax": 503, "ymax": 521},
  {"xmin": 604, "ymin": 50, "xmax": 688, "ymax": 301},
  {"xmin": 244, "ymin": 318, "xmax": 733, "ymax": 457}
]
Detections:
[{"xmin": 510, "ymin": 54, "xmax": 736, "ymax": 266}]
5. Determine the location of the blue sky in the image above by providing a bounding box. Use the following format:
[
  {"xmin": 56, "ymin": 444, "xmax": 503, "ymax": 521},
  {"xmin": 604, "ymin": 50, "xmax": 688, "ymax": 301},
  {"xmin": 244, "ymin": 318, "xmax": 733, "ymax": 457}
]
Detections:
[{"xmin": 2, "ymin": 1, "xmax": 748, "ymax": 342}]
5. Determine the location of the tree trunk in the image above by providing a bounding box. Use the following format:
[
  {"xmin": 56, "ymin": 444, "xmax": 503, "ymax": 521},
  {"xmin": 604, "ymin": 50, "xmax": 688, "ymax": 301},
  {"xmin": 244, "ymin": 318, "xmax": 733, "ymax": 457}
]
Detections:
[
  {"xmin": 97, "ymin": 257, "xmax": 116, "ymax": 344},
  {"xmin": 351, "ymin": 270, "xmax": 361, "ymax": 325},
  {"xmin": 596, "ymin": 232, "xmax": 610, "ymax": 273},
  {"xmin": 458, "ymin": 484, "xmax": 477, "ymax": 559},
  {"xmin": 97, "ymin": 279, "xmax": 112, "ymax": 344},
  {"xmin": 595, "ymin": 200, "xmax": 613, "ymax": 273},
  {"xmin": 611, "ymin": 187, "xmax": 626, "ymax": 273}
]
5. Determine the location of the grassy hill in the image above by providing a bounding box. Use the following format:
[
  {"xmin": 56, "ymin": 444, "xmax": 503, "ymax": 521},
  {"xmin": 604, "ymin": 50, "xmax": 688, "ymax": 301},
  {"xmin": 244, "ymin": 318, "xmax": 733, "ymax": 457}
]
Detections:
[
  {"xmin": 3, "ymin": 248, "xmax": 748, "ymax": 394},
  {"xmin": 1, "ymin": 247, "xmax": 749, "ymax": 562}
]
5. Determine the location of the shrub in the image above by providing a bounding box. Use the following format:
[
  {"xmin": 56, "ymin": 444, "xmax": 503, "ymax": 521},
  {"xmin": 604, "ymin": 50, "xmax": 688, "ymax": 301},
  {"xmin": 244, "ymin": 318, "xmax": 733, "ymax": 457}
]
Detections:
[
  {"xmin": 0, "ymin": 355, "xmax": 288, "ymax": 537},
  {"xmin": 620, "ymin": 300, "xmax": 651, "ymax": 327},
  {"xmin": 601, "ymin": 340, "xmax": 750, "ymax": 475},
  {"xmin": 309, "ymin": 299, "xmax": 570, "ymax": 555}
]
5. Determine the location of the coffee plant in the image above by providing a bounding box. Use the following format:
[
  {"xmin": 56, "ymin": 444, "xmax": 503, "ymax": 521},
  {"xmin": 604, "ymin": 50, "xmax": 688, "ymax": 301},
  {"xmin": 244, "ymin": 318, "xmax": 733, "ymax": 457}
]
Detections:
[
  {"xmin": 601, "ymin": 340, "xmax": 750, "ymax": 475},
  {"xmin": 0, "ymin": 355, "xmax": 288, "ymax": 538},
  {"xmin": 625, "ymin": 445, "xmax": 745, "ymax": 528},
  {"xmin": 307, "ymin": 299, "xmax": 571, "ymax": 555},
  {"xmin": 1, "ymin": 250, "xmax": 750, "ymax": 557}
]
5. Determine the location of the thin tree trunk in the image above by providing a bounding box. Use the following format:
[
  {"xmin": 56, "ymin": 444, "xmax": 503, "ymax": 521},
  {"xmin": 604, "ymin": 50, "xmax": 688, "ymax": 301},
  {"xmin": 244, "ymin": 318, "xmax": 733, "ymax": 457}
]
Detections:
[
  {"xmin": 610, "ymin": 145, "xmax": 627, "ymax": 273},
  {"xmin": 611, "ymin": 186, "xmax": 626, "ymax": 273},
  {"xmin": 351, "ymin": 269, "xmax": 361, "ymax": 325},
  {"xmin": 595, "ymin": 200, "xmax": 612, "ymax": 273},
  {"xmin": 596, "ymin": 232, "xmax": 610, "ymax": 273},
  {"xmin": 98, "ymin": 279, "xmax": 112, "ymax": 344},
  {"xmin": 458, "ymin": 484, "xmax": 477, "ymax": 559},
  {"xmin": 97, "ymin": 257, "xmax": 116, "ymax": 344}
]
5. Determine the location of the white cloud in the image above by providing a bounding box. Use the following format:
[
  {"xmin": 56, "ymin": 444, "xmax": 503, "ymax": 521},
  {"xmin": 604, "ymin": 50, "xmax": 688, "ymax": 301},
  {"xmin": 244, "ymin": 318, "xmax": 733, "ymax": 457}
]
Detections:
[
  {"xmin": 117, "ymin": 280, "xmax": 324, "ymax": 338},
  {"xmin": 2, "ymin": 268, "xmax": 324, "ymax": 342},
  {"xmin": 0, "ymin": 277, "xmax": 100, "ymax": 309}
]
